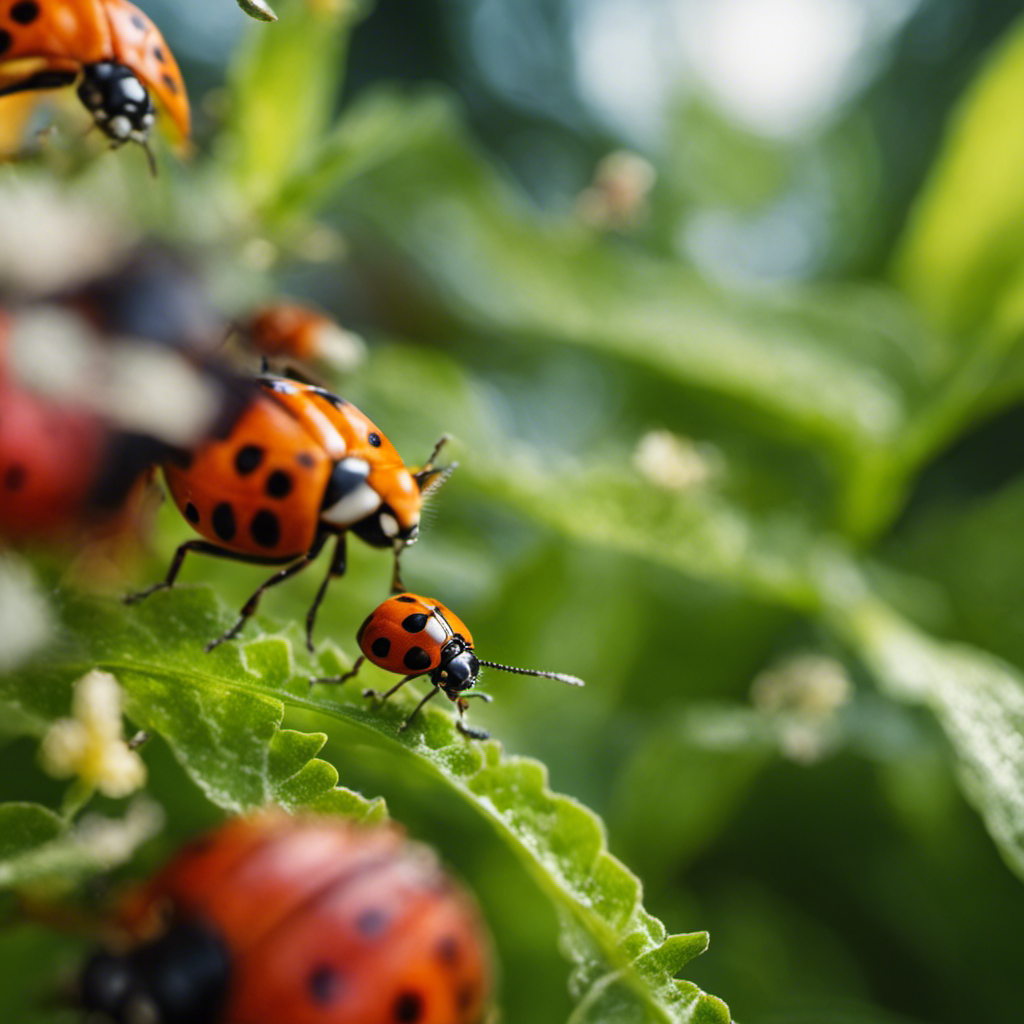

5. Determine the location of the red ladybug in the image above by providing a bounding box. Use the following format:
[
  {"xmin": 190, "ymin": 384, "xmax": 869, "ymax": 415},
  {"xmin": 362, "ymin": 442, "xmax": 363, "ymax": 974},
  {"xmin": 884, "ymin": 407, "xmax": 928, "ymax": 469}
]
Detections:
[
  {"xmin": 318, "ymin": 593, "xmax": 584, "ymax": 739},
  {"xmin": 0, "ymin": 0, "xmax": 189, "ymax": 157},
  {"xmin": 78, "ymin": 813, "xmax": 493, "ymax": 1024},
  {"xmin": 240, "ymin": 302, "xmax": 364, "ymax": 374},
  {"xmin": 129, "ymin": 377, "xmax": 452, "ymax": 651}
]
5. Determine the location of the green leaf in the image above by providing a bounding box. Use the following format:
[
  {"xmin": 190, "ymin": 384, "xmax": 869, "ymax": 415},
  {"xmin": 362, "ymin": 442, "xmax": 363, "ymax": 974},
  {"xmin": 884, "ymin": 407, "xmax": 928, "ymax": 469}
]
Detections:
[
  {"xmin": 0, "ymin": 801, "xmax": 160, "ymax": 889},
  {"xmin": 3, "ymin": 589, "xmax": 729, "ymax": 1023},
  {"xmin": 892, "ymin": 15, "xmax": 1024, "ymax": 339},
  {"xmin": 837, "ymin": 599, "xmax": 1024, "ymax": 881},
  {"xmin": 220, "ymin": 0, "xmax": 370, "ymax": 208},
  {"xmin": 0, "ymin": 804, "xmax": 63, "ymax": 867},
  {"xmin": 290, "ymin": 91, "xmax": 946, "ymax": 464},
  {"xmin": 0, "ymin": 594, "xmax": 372, "ymax": 817}
]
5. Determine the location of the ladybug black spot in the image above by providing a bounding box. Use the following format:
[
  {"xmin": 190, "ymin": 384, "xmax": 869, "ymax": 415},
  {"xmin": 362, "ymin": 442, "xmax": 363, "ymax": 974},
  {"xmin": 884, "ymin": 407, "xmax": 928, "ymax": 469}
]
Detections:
[
  {"xmin": 212, "ymin": 503, "xmax": 236, "ymax": 542},
  {"xmin": 393, "ymin": 991, "xmax": 424, "ymax": 1022},
  {"xmin": 457, "ymin": 982, "xmax": 476, "ymax": 1011},
  {"xmin": 153, "ymin": 45, "xmax": 165, "ymax": 63},
  {"xmin": 403, "ymin": 647, "xmax": 431, "ymax": 672},
  {"xmin": 368, "ymin": 432, "xmax": 382, "ymax": 448},
  {"xmin": 0, "ymin": 29, "xmax": 11, "ymax": 55},
  {"xmin": 265, "ymin": 470, "xmax": 292, "ymax": 498},
  {"xmin": 307, "ymin": 965, "xmax": 342, "ymax": 1005},
  {"xmin": 355, "ymin": 907, "xmax": 388, "ymax": 936},
  {"xmin": 10, "ymin": 1, "xmax": 39, "ymax": 24},
  {"xmin": 371, "ymin": 637, "xmax": 391, "ymax": 658},
  {"xmin": 162, "ymin": 73, "xmax": 177, "ymax": 93},
  {"xmin": 234, "ymin": 445, "xmax": 264, "ymax": 475},
  {"xmin": 435, "ymin": 936, "xmax": 460, "ymax": 967},
  {"xmin": 250, "ymin": 510, "xmax": 280, "ymax": 548},
  {"xmin": 184, "ymin": 502, "xmax": 200, "ymax": 524},
  {"xmin": 296, "ymin": 452, "xmax": 317, "ymax": 469},
  {"xmin": 131, "ymin": 13, "xmax": 146, "ymax": 29},
  {"xmin": 395, "ymin": 595, "xmax": 417, "ymax": 604},
  {"xmin": 401, "ymin": 613, "xmax": 428, "ymax": 633},
  {"xmin": 3, "ymin": 464, "xmax": 26, "ymax": 491}
]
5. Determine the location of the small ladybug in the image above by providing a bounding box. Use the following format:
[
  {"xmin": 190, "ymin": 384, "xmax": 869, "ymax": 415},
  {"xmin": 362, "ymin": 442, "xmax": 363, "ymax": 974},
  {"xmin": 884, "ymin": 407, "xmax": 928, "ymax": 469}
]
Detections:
[
  {"xmin": 0, "ymin": 0, "xmax": 189, "ymax": 159},
  {"xmin": 317, "ymin": 593, "xmax": 584, "ymax": 740},
  {"xmin": 78, "ymin": 813, "xmax": 493, "ymax": 1024},
  {"xmin": 128, "ymin": 376, "xmax": 452, "ymax": 651},
  {"xmin": 240, "ymin": 301, "xmax": 365, "ymax": 375}
]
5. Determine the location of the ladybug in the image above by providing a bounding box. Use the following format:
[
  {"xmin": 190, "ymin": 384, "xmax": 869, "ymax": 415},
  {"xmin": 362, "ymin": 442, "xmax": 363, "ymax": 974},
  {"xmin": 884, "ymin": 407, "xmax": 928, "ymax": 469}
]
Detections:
[
  {"xmin": 317, "ymin": 593, "xmax": 584, "ymax": 740},
  {"xmin": 0, "ymin": 0, "xmax": 189, "ymax": 158},
  {"xmin": 240, "ymin": 301, "xmax": 364, "ymax": 375},
  {"xmin": 78, "ymin": 813, "xmax": 493, "ymax": 1024},
  {"xmin": 128, "ymin": 376, "xmax": 452, "ymax": 652}
]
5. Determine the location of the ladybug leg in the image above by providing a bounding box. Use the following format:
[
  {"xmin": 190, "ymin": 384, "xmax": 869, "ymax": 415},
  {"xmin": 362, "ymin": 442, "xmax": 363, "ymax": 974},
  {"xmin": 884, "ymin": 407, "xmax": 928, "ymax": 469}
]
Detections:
[
  {"xmin": 303, "ymin": 533, "xmax": 346, "ymax": 652},
  {"xmin": 124, "ymin": 539, "xmax": 232, "ymax": 604},
  {"xmin": 455, "ymin": 698, "xmax": 490, "ymax": 741},
  {"xmin": 205, "ymin": 540, "xmax": 328, "ymax": 652},
  {"xmin": 397, "ymin": 686, "xmax": 441, "ymax": 733},
  {"xmin": 309, "ymin": 654, "xmax": 364, "ymax": 693},
  {"xmin": 363, "ymin": 672, "xmax": 423, "ymax": 703},
  {"xmin": 390, "ymin": 545, "xmax": 406, "ymax": 595}
]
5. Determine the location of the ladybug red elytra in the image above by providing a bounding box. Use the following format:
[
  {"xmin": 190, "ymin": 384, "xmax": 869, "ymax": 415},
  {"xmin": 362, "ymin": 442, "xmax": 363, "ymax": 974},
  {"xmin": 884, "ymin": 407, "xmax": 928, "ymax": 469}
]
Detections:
[
  {"xmin": 240, "ymin": 302, "xmax": 364, "ymax": 374},
  {"xmin": 78, "ymin": 813, "xmax": 493, "ymax": 1024},
  {"xmin": 316, "ymin": 593, "xmax": 584, "ymax": 740},
  {"xmin": 0, "ymin": 0, "xmax": 189, "ymax": 157},
  {"xmin": 128, "ymin": 376, "xmax": 453, "ymax": 652}
]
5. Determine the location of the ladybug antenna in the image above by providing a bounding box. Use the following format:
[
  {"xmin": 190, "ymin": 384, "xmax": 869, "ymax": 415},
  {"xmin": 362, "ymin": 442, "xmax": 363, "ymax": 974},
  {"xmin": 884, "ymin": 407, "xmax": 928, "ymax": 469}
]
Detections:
[
  {"xmin": 418, "ymin": 460, "xmax": 458, "ymax": 499},
  {"xmin": 476, "ymin": 660, "xmax": 584, "ymax": 687},
  {"xmin": 413, "ymin": 434, "xmax": 455, "ymax": 494}
]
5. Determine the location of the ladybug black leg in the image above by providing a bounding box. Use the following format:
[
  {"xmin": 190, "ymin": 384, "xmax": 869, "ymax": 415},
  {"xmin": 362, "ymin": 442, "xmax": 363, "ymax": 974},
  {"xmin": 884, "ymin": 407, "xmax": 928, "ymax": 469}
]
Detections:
[
  {"xmin": 205, "ymin": 548, "xmax": 326, "ymax": 652},
  {"xmin": 304, "ymin": 533, "xmax": 346, "ymax": 652},
  {"xmin": 455, "ymin": 696, "xmax": 491, "ymax": 741},
  {"xmin": 390, "ymin": 546, "xmax": 406, "ymax": 595},
  {"xmin": 309, "ymin": 654, "xmax": 364, "ymax": 693},
  {"xmin": 363, "ymin": 673, "xmax": 422, "ymax": 703},
  {"xmin": 124, "ymin": 539, "xmax": 226, "ymax": 604},
  {"xmin": 398, "ymin": 686, "xmax": 441, "ymax": 732}
]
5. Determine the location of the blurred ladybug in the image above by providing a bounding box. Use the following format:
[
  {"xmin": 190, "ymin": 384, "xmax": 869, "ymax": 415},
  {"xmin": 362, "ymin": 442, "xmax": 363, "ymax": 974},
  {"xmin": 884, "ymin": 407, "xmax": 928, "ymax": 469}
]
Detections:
[
  {"xmin": 78, "ymin": 813, "xmax": 493, "ymax": 1024},
  {"xmin": 0, "ymin": 0, "xmax": 189, "ymax": 161},
  {"xmin": 129, "ymin": 376, "xmax": 452, "ymax": 651},
  {"xmin": 317, "ymin": 593, "xmax": 584, "ymax": 740},
  {"xmin": 240, "ymin": 301, "xmax": 365, "ymax": 376}
]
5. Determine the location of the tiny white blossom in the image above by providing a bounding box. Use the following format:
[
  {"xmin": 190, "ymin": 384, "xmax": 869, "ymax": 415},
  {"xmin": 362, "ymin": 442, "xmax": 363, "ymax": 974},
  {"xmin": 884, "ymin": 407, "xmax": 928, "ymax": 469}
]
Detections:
[
  {"xmin": 40, "ymin": 671, "xmax": 147, "ymax": 798},
  {"xmin": 751, "ymin": 653, "xmax": 852, "ymax": 717},
  {"xmin": 633, "ymin": 430, "xmax": 715, "ymax": 491},
  {"xmin": 576, "ymin": 150, "xmax": 657, "ymax": 229}
]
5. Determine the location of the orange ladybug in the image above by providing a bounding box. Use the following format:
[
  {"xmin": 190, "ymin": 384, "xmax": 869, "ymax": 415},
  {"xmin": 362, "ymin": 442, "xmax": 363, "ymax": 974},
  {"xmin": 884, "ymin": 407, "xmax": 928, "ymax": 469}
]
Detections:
[
  {"xmin": 129, "ymin": 376, "xmax": 452, "ymax": 652},
  {"xmin": 241, "ymin": 302, "xmax": 365, "ymax": 374},
  {"xmin": 0, "ymin": 0, "xmax": 189, "ymax": 155},
  {"xmin": 318, "ymin": 593, "xmax": 584, "ymax": 740},
  {"xmin": 78, "ymin": 814, "xmax": 493, "ymax": 1024}
]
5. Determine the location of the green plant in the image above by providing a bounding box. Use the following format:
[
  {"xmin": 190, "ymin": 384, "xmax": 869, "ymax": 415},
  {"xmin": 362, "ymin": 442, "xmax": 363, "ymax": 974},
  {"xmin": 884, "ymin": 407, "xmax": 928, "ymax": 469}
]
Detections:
[{"xmin": 4, "ymin": 4, "xmax": 1024, "ymax": 1023}]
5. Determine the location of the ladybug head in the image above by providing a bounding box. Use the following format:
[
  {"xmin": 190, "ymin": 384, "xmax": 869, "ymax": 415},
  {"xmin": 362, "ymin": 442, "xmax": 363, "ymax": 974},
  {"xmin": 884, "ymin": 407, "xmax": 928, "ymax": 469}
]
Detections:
[
  {"xmin": 78, "ymin": 921, "xmax": 229, "ymax": 1024},
  {"xmin": 78, "ymin": 63, "xmax": 156, "ymax": 146},
  {"xmin": 351, "ymin": 503, "xmax": 418, "ymax": 549},
  {"xmin": 432, "ymin": 637, "xmax": 480, "ymax": 699}
]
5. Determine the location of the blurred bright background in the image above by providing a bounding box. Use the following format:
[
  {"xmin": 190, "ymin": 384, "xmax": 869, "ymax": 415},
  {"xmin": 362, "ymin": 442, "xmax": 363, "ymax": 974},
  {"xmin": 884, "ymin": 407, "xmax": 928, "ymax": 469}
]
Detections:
[{"xmin": 5, "ymin": 1, "xmax": 1024, "ymax": 1022}]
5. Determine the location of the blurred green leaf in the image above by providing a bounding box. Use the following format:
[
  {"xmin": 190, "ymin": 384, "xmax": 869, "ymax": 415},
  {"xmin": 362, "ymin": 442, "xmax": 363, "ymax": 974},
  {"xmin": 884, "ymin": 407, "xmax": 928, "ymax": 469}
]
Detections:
[
  {"xmin": 838, "ymin": 599, "xmax": 1024, "ymax": 881},
  {"xmin": 309, "ymin": 92, "xmax": 947, "ymax": 466},
  {"xmin": 1, "ymin": 588, "xmax": 729, "ymax": 1023},
  {"xmin": 893, "ymin": 15, "xmax": 1024, "ymax": 340},
  {"xmin": 221, "ymin": 0, "xmax": 369, "ymax": 207}
]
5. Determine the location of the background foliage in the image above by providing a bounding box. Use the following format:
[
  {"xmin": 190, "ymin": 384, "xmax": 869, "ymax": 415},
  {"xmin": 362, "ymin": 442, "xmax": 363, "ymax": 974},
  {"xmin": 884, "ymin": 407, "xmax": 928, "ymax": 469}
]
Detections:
[{"xmin": 3, "ymin": 1, "xmax": 1024, "ymax": 1021}]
